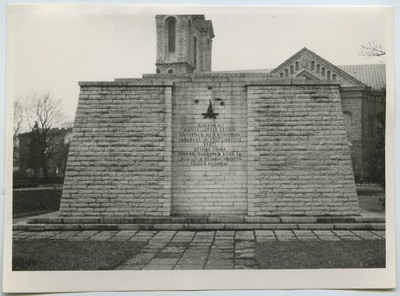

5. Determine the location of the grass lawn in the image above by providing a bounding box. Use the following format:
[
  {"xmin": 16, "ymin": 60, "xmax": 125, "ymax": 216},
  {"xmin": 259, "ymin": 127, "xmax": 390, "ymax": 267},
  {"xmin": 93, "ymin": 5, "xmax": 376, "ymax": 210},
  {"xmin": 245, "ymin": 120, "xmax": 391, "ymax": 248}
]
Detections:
[
  {"xmin": 255, "ymin": 240, "xmax": 385, "ymax": 269},
  {"xmin": 358, "ymin": 195, "xmax": 385, "ymax": 212},
  {"xmin": 13, "ymin": 240, "xmax": 145, "ymax": 271}
]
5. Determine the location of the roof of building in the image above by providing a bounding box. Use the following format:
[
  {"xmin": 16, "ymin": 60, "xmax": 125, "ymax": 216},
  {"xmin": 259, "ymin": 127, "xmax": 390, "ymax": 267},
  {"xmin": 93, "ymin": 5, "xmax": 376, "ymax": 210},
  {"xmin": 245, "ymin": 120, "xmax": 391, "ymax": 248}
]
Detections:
[
  {"xmin": 272, "ymin": 48, "xmax": 368, "ymax": 87},
  {"xmin": 192, "ymin": 15, "xmax": 215, "ymax": 38},
  {"xmin": 212, "ymin": 63, "xmax": 385, "ymax": 90},
  {"xmin": 212, "ymin": 47, "xmax": 385, "ymax": 91},
  {"xmin": 337, "ymin": 64, "xmax": 386, "ymax": 91}
]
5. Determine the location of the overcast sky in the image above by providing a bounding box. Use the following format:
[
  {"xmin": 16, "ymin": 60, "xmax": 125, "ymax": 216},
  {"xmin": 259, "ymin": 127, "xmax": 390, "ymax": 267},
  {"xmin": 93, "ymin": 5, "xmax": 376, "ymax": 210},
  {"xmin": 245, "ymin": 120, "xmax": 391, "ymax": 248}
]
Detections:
[{"xmin": 7, "ymin": 5, "xmax": 389, "ymax": 127}]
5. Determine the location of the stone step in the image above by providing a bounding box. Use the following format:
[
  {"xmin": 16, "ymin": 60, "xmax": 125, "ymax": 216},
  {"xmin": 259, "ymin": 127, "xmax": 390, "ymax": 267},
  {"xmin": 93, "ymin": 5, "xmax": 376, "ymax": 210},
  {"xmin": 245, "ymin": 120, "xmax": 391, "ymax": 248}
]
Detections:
[
  {"xmin": 26, "ymin": 215, "xmax": 385, "ymax": 225},
  {"xmin": 14, "ymin": 222, "xmax": 385, "ymax": 231}
]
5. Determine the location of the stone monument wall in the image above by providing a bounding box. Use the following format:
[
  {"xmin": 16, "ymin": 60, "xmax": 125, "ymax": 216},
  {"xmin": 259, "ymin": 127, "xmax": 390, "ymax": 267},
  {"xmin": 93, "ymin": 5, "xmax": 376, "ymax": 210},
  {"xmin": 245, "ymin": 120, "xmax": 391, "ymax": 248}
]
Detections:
[
  {"xmin": 59, "ymin": 75, "xmax": 360, "ymax": 218},
  {"xmin": 59, "ymin": 81, "xmax": 173, "ymax": 217},
  {"xmin": 247, "ymin": 84, "xmax": 360, "ymax": 216},
  {"xmin": 172, "ymin": 81, "xmax": 247, "ymax": 216}
]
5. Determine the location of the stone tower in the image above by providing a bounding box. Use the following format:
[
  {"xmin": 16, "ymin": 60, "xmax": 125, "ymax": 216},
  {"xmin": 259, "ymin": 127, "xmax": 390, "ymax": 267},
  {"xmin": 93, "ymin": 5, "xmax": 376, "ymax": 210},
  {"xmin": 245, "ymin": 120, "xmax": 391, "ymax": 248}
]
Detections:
[{"xmin": 155, "ymin": 15, "xmax": 214, "ymax": 74}]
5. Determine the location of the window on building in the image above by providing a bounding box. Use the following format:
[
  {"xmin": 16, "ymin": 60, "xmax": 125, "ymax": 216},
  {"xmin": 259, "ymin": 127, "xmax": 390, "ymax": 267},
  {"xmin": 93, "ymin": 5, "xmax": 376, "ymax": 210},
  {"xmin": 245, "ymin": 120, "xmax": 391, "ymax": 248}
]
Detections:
[
  {"xmin": 193, "ymin": 36, "xmax": 197, "ymax": 68},
  {"xmin": 316, "ymin": 64, "xmax": 320, "ymax": 73},
  {"xmin": 290, "ymin": 65, "xmax": 294, "ymax": 74},
  {"xmin": 332, "ymin": 74, "xmax": 336, "ymax": 80},
  {"xmin": 167, "ymin": 18, "xmax": 176, "ymax": 53},
  {"xmin": 167, "ymin": 68, "xmax": 174, "ymax": 74},
  {"xmin": 343, "ymin": 112, "xmax": 352, "ymax": 141},
  {"xmin": 322, "ymin": 67, "xmax": 326, "ymax": 77},
  {"xmin": 295, "ymin": 61, "xmax": 299, "ymax": 71},
  {"xmin": 280, "ymin": 73, "xmax": 283, "ymax": 77},
  {"xmin": 327, "ymin": 70, "xmax": 331, "ymax": 80},
  {"xmin": 285, "ymin": 69, "xmax": 289, "ymax": 77},
  {"xmin": 368, "ymin": 115, "xmax": 374, "ymax": 137},
  {"xmin": 311, "ymin": 61, "xmax": 315, "ymax": 70},
  {"xmin": 188, "ymin": 20, "xmax": 192, "ymax": 60}
]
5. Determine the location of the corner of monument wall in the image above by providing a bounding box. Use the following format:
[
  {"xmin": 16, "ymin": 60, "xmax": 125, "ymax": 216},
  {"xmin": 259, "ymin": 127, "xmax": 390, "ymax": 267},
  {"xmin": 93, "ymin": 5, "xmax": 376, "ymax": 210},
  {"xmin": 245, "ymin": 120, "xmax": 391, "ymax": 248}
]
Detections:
[
  {"xmin": 246, "ymin": 84, "xmax": 360, "ymax": 216},
  {"xmin": 60, "ymin": 83, "xmax": 173, "ymax": 217}
]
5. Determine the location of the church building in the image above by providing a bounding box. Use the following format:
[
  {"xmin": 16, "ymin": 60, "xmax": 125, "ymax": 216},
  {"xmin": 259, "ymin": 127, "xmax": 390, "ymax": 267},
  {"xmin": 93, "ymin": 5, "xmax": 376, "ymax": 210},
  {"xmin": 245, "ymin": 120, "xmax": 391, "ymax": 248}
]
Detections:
[{"xmin": 58, "ymin": 15, "xmax": 385, "ymax": 220}]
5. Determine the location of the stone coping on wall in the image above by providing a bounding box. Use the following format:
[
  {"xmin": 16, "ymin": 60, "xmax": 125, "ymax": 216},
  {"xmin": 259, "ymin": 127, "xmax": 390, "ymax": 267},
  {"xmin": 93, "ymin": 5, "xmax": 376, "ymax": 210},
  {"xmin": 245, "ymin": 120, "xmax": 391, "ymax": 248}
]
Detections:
[
  {"xmin": 142, "ymin": 72, "xmax": 276, "ymax": 79},
  {"xmin": 78, "ymin": 80, "xmax": 174, "ymax": 87},
  {"xmin": 141, "ymin": 72, "xmax": 343, "ymax": 85},
  {"xmin": 77, "ymin": 73, "xmax": 347, "ymax": 88},
  {"xmin": 77, "ymin": 76, "xmax": 342, "ymax": 90}
]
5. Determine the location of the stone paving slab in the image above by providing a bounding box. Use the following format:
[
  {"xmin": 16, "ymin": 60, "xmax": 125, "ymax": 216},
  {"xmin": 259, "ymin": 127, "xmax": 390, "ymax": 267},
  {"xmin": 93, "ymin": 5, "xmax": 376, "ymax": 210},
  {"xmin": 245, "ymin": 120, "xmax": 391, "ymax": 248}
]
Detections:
[
  {"xmin": 318, "ymin": 236, "xmax": 341, "ymax": 241},
  {"xmin": 13, "ymin": 229, "xmax": 385, "ymax": 270}
]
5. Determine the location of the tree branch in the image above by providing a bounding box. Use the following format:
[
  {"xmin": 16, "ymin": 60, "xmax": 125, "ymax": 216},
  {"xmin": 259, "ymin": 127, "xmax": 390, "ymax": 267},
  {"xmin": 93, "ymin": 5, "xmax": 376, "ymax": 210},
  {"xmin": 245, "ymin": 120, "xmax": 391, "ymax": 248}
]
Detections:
[{"xmin": 358, "ymin": 41, "xmax": 386, "ymax": 58}]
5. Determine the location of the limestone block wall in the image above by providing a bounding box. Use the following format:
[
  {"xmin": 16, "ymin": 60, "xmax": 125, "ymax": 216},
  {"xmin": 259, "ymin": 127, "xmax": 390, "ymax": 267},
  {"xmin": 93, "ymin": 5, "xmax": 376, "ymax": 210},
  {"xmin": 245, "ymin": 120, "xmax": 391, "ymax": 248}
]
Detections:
[
  {"xmin": 247, "ymin": 84, "xmax": 360, "ymax": 216},
  {"xmin": 172, "ymin": 81, "xmax": 247, "ymax": 215},
  {"xmin": 60, "ymin": 73, "xmax": 360, "ymax": 218},
  {"xmin": 59, "ymin": 81, "xmax": 173, "ymax": 217}
]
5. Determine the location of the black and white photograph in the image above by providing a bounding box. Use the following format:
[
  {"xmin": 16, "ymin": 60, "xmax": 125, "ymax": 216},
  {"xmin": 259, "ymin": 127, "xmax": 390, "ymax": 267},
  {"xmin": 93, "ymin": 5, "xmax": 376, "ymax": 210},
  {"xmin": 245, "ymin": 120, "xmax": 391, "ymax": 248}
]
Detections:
[{"xmin": 2, "ymin": 2, "xmax": 397, "ymax": 293}]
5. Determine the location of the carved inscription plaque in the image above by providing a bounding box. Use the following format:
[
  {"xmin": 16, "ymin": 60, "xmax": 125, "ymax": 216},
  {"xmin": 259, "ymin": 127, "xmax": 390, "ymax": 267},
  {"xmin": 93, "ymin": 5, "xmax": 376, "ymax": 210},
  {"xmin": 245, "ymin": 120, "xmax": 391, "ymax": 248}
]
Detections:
[
  {"xmin": 177, "ymin": 123, "xmax": 242, "ymax": 166},
  {"xmin": 172, "ymin": 82, "xmax": 247, "ymax": 216}
]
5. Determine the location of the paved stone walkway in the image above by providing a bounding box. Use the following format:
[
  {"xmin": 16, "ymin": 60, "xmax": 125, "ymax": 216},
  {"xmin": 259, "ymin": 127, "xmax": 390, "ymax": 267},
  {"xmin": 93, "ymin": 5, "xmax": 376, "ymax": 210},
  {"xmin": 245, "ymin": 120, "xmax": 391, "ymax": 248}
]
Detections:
[{"xmin": 13, "ymin": 229, "xmax": 385, "ymax": 270}]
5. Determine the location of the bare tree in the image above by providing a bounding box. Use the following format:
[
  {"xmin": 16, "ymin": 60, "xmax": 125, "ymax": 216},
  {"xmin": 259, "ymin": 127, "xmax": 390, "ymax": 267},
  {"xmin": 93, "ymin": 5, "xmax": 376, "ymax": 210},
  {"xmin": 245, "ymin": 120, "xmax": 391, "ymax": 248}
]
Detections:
[
  {"xmin": 24, "ymin": 92, "xmax": 66, "ymax": 181},
  {"xmin": 358, "ymin": 41, "xmax": 386, "ymax": 58},
  {"xmin": 358, "ymin": 40, "xmax": 386, "ymax": 190},
  {"xmin": 13, "ymin": 98, "xmax": 24, "ymax": 138},
  {"xmin": 13, "ymin": 98, "xmax": 24, "ymax": 167},
  {"xmin": 64, "ymin": 120, "xmax": 74, "ymax": 129}
]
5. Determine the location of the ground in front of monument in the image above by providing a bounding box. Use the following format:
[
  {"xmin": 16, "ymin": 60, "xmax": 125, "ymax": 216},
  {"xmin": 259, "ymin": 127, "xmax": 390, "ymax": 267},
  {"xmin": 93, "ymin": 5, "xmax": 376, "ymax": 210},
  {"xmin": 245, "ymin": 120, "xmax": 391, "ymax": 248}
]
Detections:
[
  {"xmin": 13, "ymin": 187, "xmax": 386, "ymax": 271},
  {"xmin": 13, "ymin": 229, "xmax": 385, "ymax": 271}
]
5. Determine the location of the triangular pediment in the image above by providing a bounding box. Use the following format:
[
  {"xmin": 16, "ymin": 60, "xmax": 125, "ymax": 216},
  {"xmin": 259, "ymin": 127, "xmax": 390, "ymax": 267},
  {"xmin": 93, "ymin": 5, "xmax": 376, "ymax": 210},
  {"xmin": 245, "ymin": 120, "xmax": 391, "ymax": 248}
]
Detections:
[
  {"xmin": 271, "ymin": 48, "xmax": 366, "ymax": 87},
  {"xmin": 294, "ymin": 69, "xmax": 321, "ymax": 82}
]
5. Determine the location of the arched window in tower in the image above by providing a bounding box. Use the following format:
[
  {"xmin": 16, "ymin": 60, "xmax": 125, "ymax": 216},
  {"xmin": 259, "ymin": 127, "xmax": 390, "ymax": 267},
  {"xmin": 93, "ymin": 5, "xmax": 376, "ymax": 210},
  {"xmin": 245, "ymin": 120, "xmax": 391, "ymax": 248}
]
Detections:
[
  {"xmin": 167, "ymin": 18, "xmax": 176, "ymax": 53},
  {"xmin": 285, "ymin": 69, "xmax": 289, "ymax": 77},
  {"xmin": 332, "ymin": 73, "xmax": 336, "ymax": 80},
  {"xmin": 343, "ymin": 111, "xmax": 352, "ymax": 141},
  {"xmin": 295, "ymin": 61, "xmax": 299, "ymax": 71},
  {"xmin": 311, "ymin": 61, "xmax": 315, "ymax": 70},
  {"xmin": 327, "ymin": 70, "xmax": 331, "ymax": 80},
  {"xmin": 290, "ymin": 65, "xmax": 294, "ymax": 74},
  {"xmin": 322, "ymin": 67, "xmax": 326, "ymax": 77},
  {"xmin": 316, "ymin": 64, "xmax": 320, "ymax": 73}
]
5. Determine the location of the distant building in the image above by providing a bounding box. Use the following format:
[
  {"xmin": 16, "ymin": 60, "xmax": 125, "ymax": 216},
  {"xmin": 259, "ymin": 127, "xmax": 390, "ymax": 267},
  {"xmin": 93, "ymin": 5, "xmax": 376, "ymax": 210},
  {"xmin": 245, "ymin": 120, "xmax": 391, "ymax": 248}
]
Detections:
[
  {"xmin": 213, "ymin": 48, "xmax": 386, "ymax": 181},
  {"xmin": 15, "ymin": 128, "xmax": 73, "ymax": 177}
]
